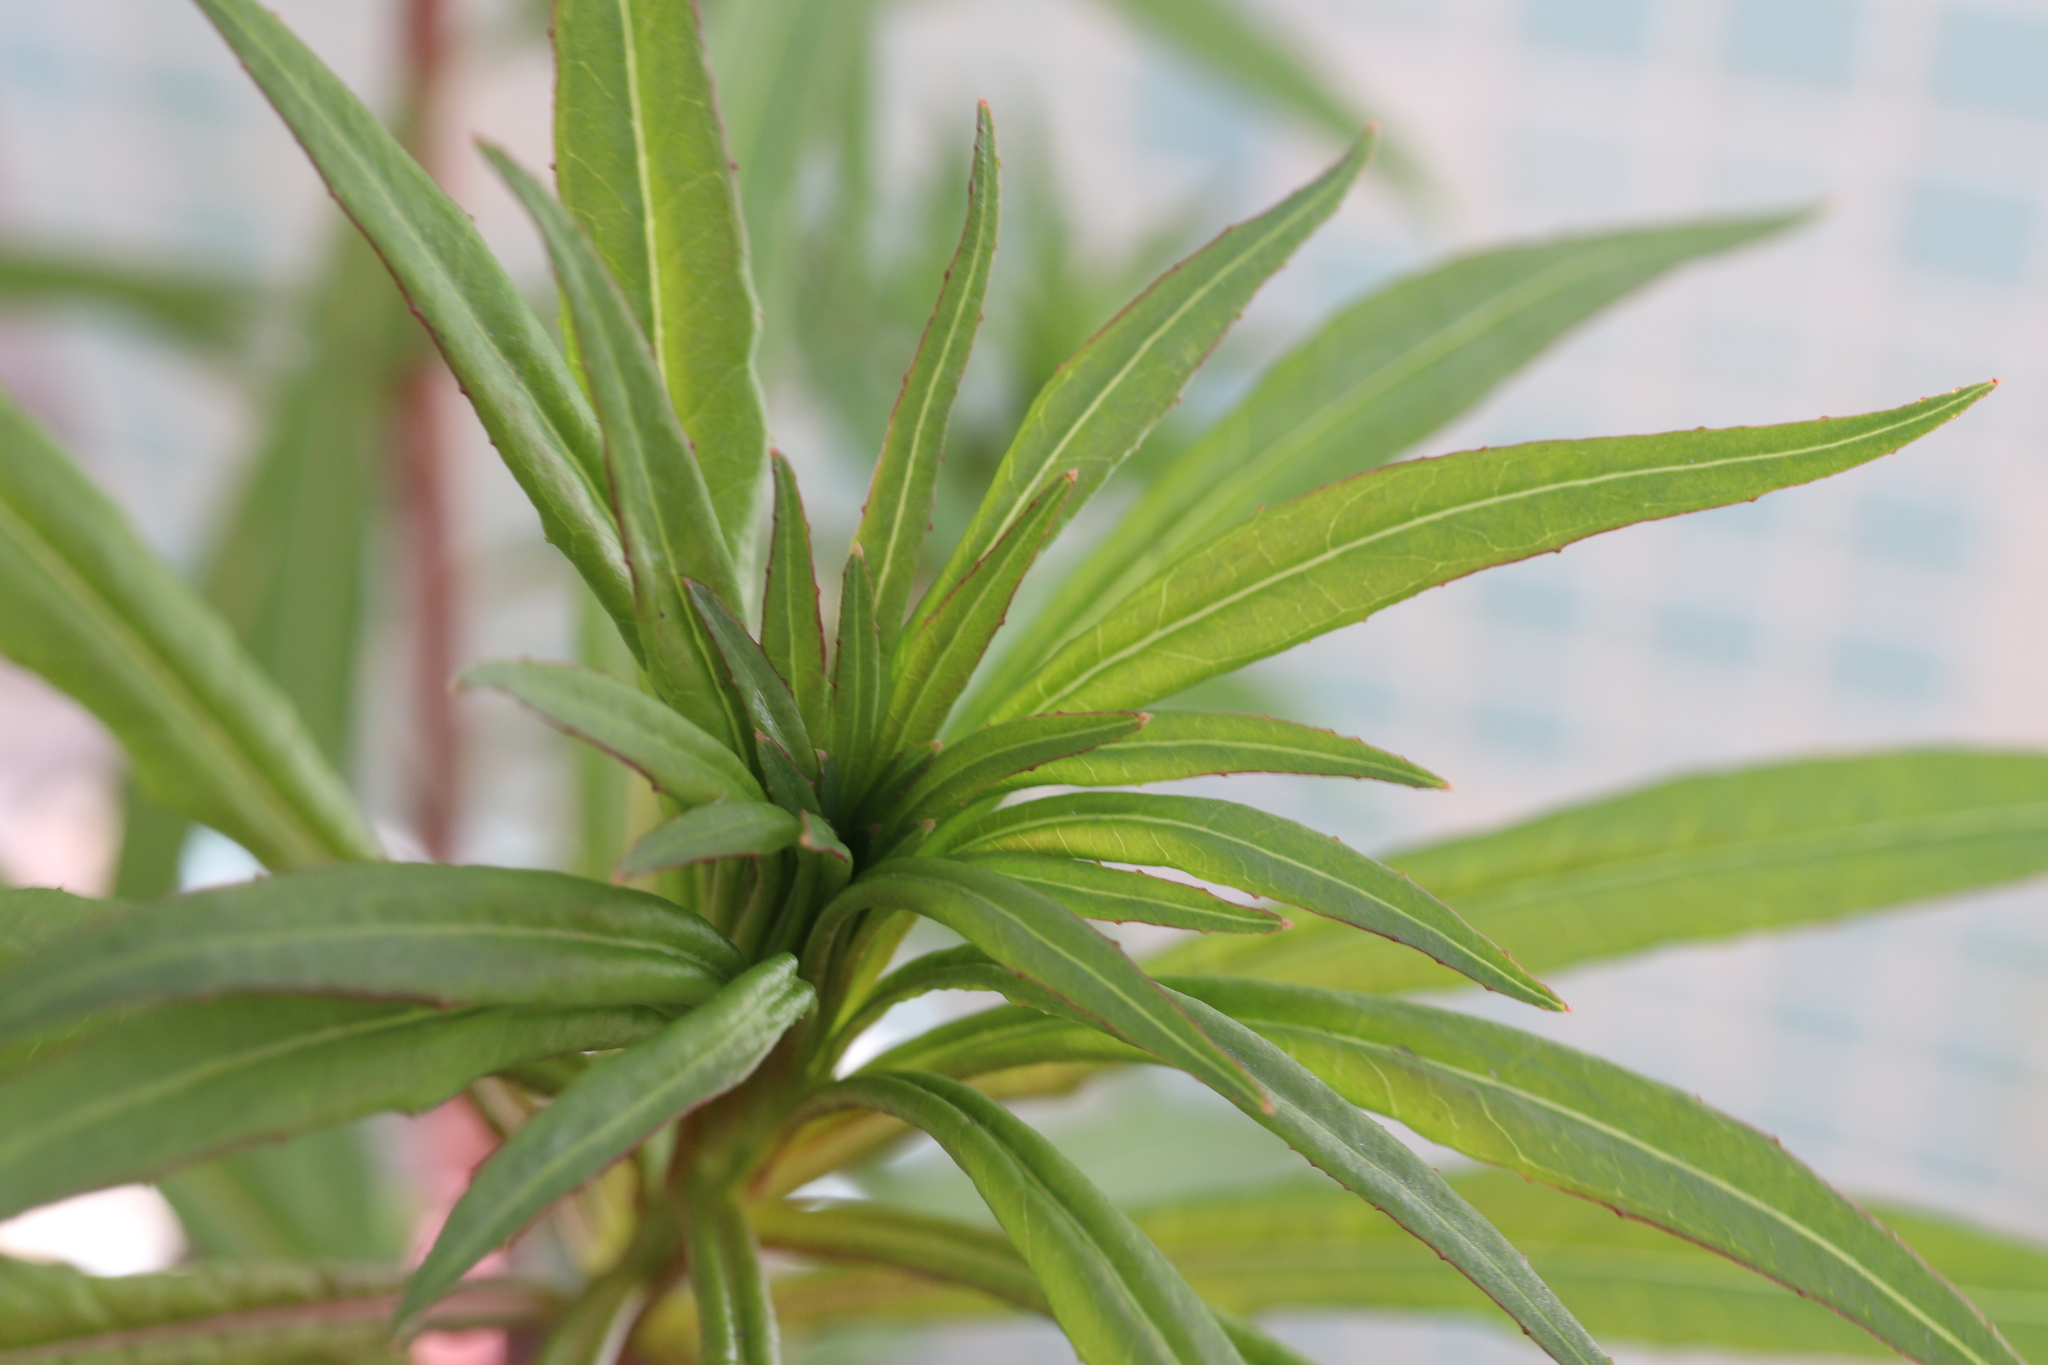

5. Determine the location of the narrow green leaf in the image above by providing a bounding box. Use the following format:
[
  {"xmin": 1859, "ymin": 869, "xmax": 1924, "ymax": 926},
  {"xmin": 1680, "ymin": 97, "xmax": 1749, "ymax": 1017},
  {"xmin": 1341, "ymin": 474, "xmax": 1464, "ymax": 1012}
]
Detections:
[
  {"xmin": 553, "ymin": 0, "xmax": 770, "ymax": 550},
  {"xmin": 1154, "ymin": 748, "xmax": 2048, "ymax": 990},
  {"xmin": 884, "ymin": 475, "xmax": 1073, "ymax": 759},
  {"xmin": 0, "ymin": 864, "xmax": 743, "ymax": 1044},
  {"xmin": 692, "ymin": 582, "xmax": 820, "ymax": 782},
  {"xmin": 190, "ymin": 0, "xmax": 638, "ymax": 641},
  {"xmin": 0, "ymin": 391, "xmax": 378, "ymax": 870},
  {"xmin": 0, "ymin": 997, "xmax": 660, "ymax": 1221},
  {"xmin": 940, "ymin": 792, "xmax": 1561, "ymax": 1009},
  {"xmin": 159, "ymin": 1125, "xmax": 407, "ymax": 1264},
  {"xmin": 0, "ymin": 245, "xmax": 254, "ymax": 350},
  {"xmin": 491, "ymin": 147, "xmax": 748, "ymax": 750},
  {"xmin": 950, "ymin": 853, "xmax": 1285, "ymax": 934},
  {"xmin": 994, "ymin": 214, "xmax": 1805, "ymax": 693},
  {"xmin": 750, "ymin": 1199, "xmax": 1050, "ymax": 1314},
  {"xmin": 1133, "ymin": 1171, "xmax": 2048, "ymax": 1362},
  {"xmin": 1214, "ymin": 1312, "xmax": 1328, "ymax": 1365},
  {"xmin": 861, "ymin": 1000, "xmax": 1144, "ymax": 1082},
  {"xmin": 403, "ymin": 957, "xmax": 814, "ymax": 1325},
  {"xmin": 897, "ymin": 711, "xmax": 1149, "ymax": 828},
  {"xmin": 831, "ymin": 550, "xmax": 886, "ymax": 803},
  {"xmin": 809, "ymin": 859, "xmax": 1263, "ymax": 1113},
  {"xmin": 1179, "ymin": 976, "xmax": 2024, "ymax": 1365},
  {"xmin": 763, "ymin": 454, "xmax": 831, "ymax": 738},
  {"xmin": 621, "ymin": 801, "xmax": 802, "ymax": 876},
  {"xmin": 837, "ymin": 946, "xmax": 1089, "ymax": 1052},
  {"xmin": 0, "ymin": 886, "xmax": 115, "ymax": 970},
  {"xmin": 1004, "ymin": 383, "xmax": 1995, "ymax": 718},
  {"xmin": 854, "ymin": 104, "xmax": 1000, "ymax": 639},
  {"xmin": 805, "ymin": 1072, "xmax": 1249, "ymax": 1365},
  {"xmin": 993, "ymin": 711, "xmax": 1443, "ymax": 791},
  {"xmin": 0, "ymin": 1258, "xmax": 556, "ymax": 1364},
  {"xmin": 461, "ymin": 659, "xmax": 761, "ymax": 808},
  {"xmin": 688, "ymin": 1182, "xmax": 783, "ymax": 1365},
  {"xmin": 923, "ymin": 137, "xmax": 1371, "ymax": 629}
]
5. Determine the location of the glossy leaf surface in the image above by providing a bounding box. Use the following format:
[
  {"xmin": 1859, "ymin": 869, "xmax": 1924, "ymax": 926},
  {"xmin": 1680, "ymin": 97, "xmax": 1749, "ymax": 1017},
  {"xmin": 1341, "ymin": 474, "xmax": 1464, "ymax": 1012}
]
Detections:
[
  {"xmin": 692, "ymin": 582, "xmax": 819, "ymax": 781},
  {"xmin": 620, "ymin": 801, "xmax": 802, "ymax": 876},
  {"xmin": 897, "ymin": 711, "xmax": 1148, "ymax": 828},
  {"xmin": 1156, "ymin": 749, "xmax": 2048, "ymax": 989},
  {"xmin": 992, "ymin": 711, "xmax": 1443, "ymax": 791},
  {"xmin": 0, "ymin": 997, "xmax": 659, "ymax": 1220},
  {"xmin": 831, "ymin": 551, "xmax": 887, "ymax": 803},
  {"xmin": 0, "ymin": 864, "xmax": 741, "ymax": 1043},
  {"xmin": 763, "ymin": 453, "xmax": 831, "ymax": 738},
  {"xmin": 941, "ymin": 791, "xmax": 1560, "ymax": 1008},
  {"xmin": 0, "ymin": 391, "xmax": 377, "ymax": 871},
  {"xmin": 552, "ymin": 0, "xmax": 769, "ymax": 548},
  {"xmin": 950, "ymin": 854, "xmax": 1285, "ymax": 934},
  {"xmin": 404, "ymin": 958, "xmax": 814, "ymax": 1325},
  {"xmin": 1004, "ymin": 384, "xmax": 1993, "ymax": 718}
]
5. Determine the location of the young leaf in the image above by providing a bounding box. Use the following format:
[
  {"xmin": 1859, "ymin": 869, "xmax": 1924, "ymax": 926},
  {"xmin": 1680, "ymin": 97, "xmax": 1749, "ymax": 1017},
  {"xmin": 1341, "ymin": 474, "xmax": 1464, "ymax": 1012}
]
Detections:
[
  {"xmin": 402, "ymin": 957, "xmax": 815, "ymax": 1326},
  {"xmin": 896, "ymin": 711, "xmax": 1149, "ymax": 828},
  {"xmin": 990, "ymin": 711, "xmax": 1443, "ymax": 791},
  {"xmin": 687, "ymin": 1181, "xmax": 783, "ymax": 1365},
  {"xmin": 0, "ymin": 1257, "xmax": 557, "ymax": 1362},
  {"xmin": 552, "ymin": 0, "xmax": 770, "ymax": 550},
  {"xmin": 491, "ymin": 148, "xmax": 749, "ymax": 751},
  {"xmin": 949, "ymin": 853, "xmax": 1286, "ymax": 934},
  {"xmin": 805, "ymin": 1071, "xmax": 1250, "ymax": 1365},
  {"xmin": 987, "ymin": 213, "xmax": 1801, "ymax": 698},
  {"xmin": 1155, "ymin": 748, "xmax": 2048, "ymax": 989},
  {"xmin": 921, "ymin": 136, "xmax": 1371, "ymax": 625},
  {"xmin": 831, "ymin": 550, "xmax": 887, "ymax": 804},
  {"xmin": 0, "ymin": 997, "xmax": 660, "ymax": 1221},
  {"xmin": 0, "ymin": 392, "xmax": 378, "ymax": 871},
  {"xmin": 1001, "ymin": 383, "xmax": 1995, "ymax": 719},
  {"xmin": 854, "ymin": 104, "xmax": 1000, "ymax": 639},
  {"xmin": 0, "ymin": 864, "xmax": 743, "ymax": 1044},
  {"xmin": 462, "ymin": 660, "xmax": 761, "ymax": 808},
  {"xmin": 620, "ymin": 801, "xmax": 803, "ymax": 876},
  {"xmin": 763, "ymin": 454, "xmax": 831, "ymax": 738},
  {"xmin": 808, "ymin": 859, "xmax": 1263, "ymax": 1114},
  {"xmin": 939, "ymin": 791, "xmax": 1561, "ymax": 1010},
  {"xmin": 692, "ymin": 582, "xmax": 820, "ymax": 782},
  {"xmin": 883, "ymin": 474, "xmax": 1073, "ymax": 759},
  {"xmin": 1179, "ymin": 976, "xmax": 2025, "ymax": 1365},
  {"xmin": 190, "ymin": 0, "xmax": 638, "ymax": 641}
]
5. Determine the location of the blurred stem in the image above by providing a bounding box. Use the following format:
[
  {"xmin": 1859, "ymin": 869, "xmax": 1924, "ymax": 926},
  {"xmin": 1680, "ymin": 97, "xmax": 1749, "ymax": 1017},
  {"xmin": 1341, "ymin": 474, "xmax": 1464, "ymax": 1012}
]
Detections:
[{"xmin": 398, "ymin": 0, "xmax": 462, "ymax": 861}]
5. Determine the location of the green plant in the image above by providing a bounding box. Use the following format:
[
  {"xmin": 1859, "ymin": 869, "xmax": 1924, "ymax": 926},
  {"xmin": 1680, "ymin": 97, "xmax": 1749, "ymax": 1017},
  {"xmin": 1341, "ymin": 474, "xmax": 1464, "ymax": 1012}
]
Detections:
[{"xmin": 4, "ymin": 3, "xmax": 2048, "ymax": 1364}]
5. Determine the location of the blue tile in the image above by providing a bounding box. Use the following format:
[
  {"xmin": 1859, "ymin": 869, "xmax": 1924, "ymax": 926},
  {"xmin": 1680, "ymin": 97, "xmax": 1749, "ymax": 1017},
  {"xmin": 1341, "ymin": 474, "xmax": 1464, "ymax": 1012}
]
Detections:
[
  {"xmin": 1902, "ymin": 183, "xmax": 2034, "ymax": 281},
  {"xmin": 1523, "ymin": 0, "xmax": 1655, "ymax": 56},
  {"xmin": 1856, "ymin": 496, "xmax": 1974, "ymax": 569},
  {"xmin": 1658, "ymin": 603, "xmax": 1754, "ymax": 666},
  {"xmin": 1835, "ymin": 637, "xmax": 1943, "ymax": 702},
  {"xmin": 1934, "ymin": 10, "xmax": 2048, "ymax": 118},
  {"xmin": 1726, "ymin": 0, "xmax": 1863, "ymax": 84}
]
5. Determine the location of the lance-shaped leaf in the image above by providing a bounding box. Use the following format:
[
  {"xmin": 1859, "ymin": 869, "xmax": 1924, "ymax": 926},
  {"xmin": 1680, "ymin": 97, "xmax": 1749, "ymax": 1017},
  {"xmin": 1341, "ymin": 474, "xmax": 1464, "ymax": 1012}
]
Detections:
[
  {"xmin": 752, "ymin": 1199, "xmax": 1050, "ymax": 1313},
  {"xmin": 897, "ymin": 711, "xmax": 1149, "ymax": 828},
  {"xmin": 950, "ymin": 854, "xmax": 1286, "ymax": 934},
  {"xmin": 990, "ymin": 711, "xmax": 1443, "ymax": 791},
  {"xmin": 1154, "ymin": 748, "xmax": 2048, "ymax": 989},
  {"xmin": 1132, "ymin": 1170, "xmax": 2048, "ymax": 1361},
  {"xmin": 884, "ymin": 476, "xmax": 1072, "ymax": 759},
  {"xmin": 0, "ymin": 392, "xmax": 377, "ymax": 871},
  {"xmin": 0, "ymin": 864, "xmax": 742, "ymax": 1044},
  {"xmin": 190, "ymin": 0, "xmax": 637, "ymax": 640},
  {"xmin": 0, "ymin": 1257, "xmax": 557, "ymax": 1363},
  {"xmin": 403, "ymin": 957, "xmax": 814, "ymax": 1325},
  {"xmin": 922, "ymin": 137, "xmax": 1370, "ymax": 628},
  {"xmin": 687, "ymin": 1182, "xmax": 782, "ymax": 1365},
  {"xmin": 805, "ymin": 1071, "xmax": 1250, "ymax": 1365},
  {"xmin": 0, "ymin": 996, "xmax": 660, "ymax": 1221},
  {"xmin": 1002, "ymin": 383, "xmax": 1994, "ymax": 718},
  {"xmin": 693, "ymin": 582, "xmax": 820, "ymax": 783},
  {"xmin": 854, "ymin": 104, "xmax": 1000, "ymax": 639},
  {"xmin": 622, "ymin": 801, "xmax": 803, "ymax": 877},
  {"xmin": 991, "ymin": 214, "xmax": 1800, "ymax": 696},
  {"xmin": 836, "ymin": 946, "xmax": 1089, "ymax": 1053},
  {"xmin": 938, "ymin": 792, "xmax": 1560, "ymax": 1009},
  {"xmin": 809, "ymin": 859, "xmax": 1263, "ymax": 1113},
  {"xmin": 1178, "ymin": 976, "xmax": 2024, "ymax": 1365},
  {"xmin": 763, "ymin": 454, "xmax": 831, "ymax": 738},
  {"xmin": 0, "ymin": 246, "xmax": 255, "ymax": 351},
  {"xmin": 463, "ymin": 660, "xmax": 759, "ymax": 809},
  {"xmin": 552, "ymin": 0, "xmax": 769, "ymax": 549},
  {"xmin": 492, "ymin": 148, "xmax": 748, "ymax": 750},
  {"xmin": 831, "ymin": 550, "xmax": 887, "ymax": 805}
]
